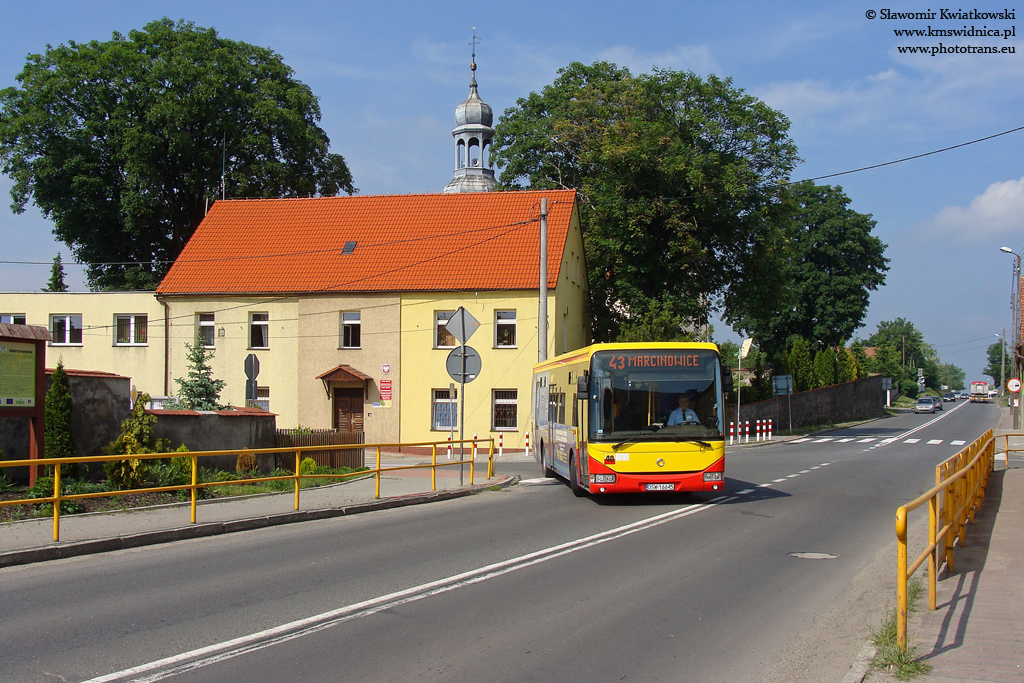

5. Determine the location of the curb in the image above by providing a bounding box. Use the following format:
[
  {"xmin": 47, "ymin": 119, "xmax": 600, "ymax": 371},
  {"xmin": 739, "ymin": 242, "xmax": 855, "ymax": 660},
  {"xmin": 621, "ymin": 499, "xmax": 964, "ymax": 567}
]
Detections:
[{"xmin": 0, "ymin": 475, "xmax": 519, "ymax": 569}]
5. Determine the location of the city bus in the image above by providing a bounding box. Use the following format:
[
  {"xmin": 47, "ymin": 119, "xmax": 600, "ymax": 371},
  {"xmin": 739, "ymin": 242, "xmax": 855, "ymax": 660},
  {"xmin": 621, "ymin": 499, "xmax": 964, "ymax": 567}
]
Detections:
[{"xmin": 532, "ymin": 342, "xmax": 733, "ymax": 496}]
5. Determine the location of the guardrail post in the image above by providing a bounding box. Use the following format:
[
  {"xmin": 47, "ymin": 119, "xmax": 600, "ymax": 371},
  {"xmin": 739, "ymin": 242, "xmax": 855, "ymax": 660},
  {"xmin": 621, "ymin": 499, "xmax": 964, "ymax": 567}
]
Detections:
[
  {"xmin": 294, "ymin": 450, "xmax": 301, "ymax": 511},
  {"xmin": 53, "ymin": 461, "xmax": 61, "ymax": 542},
  {"xmin": 729, "ymin": 421, "xmax": 734, "ymax": 445},
  {"xmin": 896, "ymin": 506, "xmax": 909, "ymax": 651},
  {"xmin": 191, "ymin": 455, "xmax": 198, "ymax": 524},
  {"xmin": 375, "ymin": 446, "xmax": 382, "ymax": 499},
  {"xmin": 928, "ymin": 496, "xmax": 938, "ymax": 610},
  {"xmin": 431, "ymin": 443, "xmax": 437, "ymax": 491}
]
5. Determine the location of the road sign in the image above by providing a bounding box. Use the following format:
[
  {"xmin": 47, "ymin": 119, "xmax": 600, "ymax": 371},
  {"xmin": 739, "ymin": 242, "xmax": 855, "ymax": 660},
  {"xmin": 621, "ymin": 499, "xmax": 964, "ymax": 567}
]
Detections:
[
  {"xmin": 772, "ymin": 374, "xmax": 793, "ymax": 396},
  {"xmin": 446, "ymin": 346, "xmax": 481, "ymax": 383},
  {"xmin": 740, "ymin": 338, "xmax": 753, "ymax": 360},
  {"xmin": 1008, "ymin": 378, "xmax": 1021, "ymax": 393},
  {"xmin": 244, "ymin": 354, "xmax": 260, "ymax": 381},
  {"xmin": 445, "ymin": 307, "xmax": 480, "ymax": 345}
]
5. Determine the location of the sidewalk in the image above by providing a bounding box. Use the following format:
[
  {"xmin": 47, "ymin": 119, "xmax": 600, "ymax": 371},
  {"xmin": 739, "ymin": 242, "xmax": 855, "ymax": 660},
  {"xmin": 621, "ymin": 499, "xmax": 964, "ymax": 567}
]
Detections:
[
  {"xmin": 0, "ymin": 452, "xmax": 521, "ymax": 569},
  {"xmin": 855, "ymin": 405, "xmax": 1024, "ymax": 683}
]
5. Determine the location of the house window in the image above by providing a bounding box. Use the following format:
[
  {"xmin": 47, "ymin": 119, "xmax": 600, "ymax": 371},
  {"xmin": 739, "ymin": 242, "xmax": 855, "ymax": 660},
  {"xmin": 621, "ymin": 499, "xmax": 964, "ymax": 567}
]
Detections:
[
  {"xmin": 492, "ymin": 389, "xmax": 518, "ymax": 430},
  {"xmin": 432, "ymin": 388, "xmax": 458, "ymax": 430},
  {"xmin": 341, "ymin": 311, "xmax": 361, "ymax": 348},
  {"xmin": 435, "ymin": 311, "xmax": 456, "ymax": 348},
  {"xmin": 50, "ymin": 314, "xmax": 82, "ymax": 345},
  {"xmin": 249, "ymin": 313, "xmax": 269, "ymax": 349},
  {"xmin": 495, "ymin": 310, "xmax": 517, "ymax": 347},
  {"xmin": 198, "ymin": 313, "xmax": 215, "ymax": 347},
  {"xmin": 114, "ymin": 314, "xmax": 148, "ymax": 345},
  {"xmin": 0, "ymin": 314, "xmax": 26, "ymax": 325},
  {"xmin": 250, "ymin": 386, "xmax": 270, "ymax": 411}
]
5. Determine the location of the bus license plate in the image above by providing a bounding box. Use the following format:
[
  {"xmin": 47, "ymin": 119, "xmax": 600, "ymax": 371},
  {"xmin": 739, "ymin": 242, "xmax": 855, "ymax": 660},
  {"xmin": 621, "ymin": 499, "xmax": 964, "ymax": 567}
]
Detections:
[{"xmin": 645, "ymin": 483, "xmax": 674, "ymax": 491}]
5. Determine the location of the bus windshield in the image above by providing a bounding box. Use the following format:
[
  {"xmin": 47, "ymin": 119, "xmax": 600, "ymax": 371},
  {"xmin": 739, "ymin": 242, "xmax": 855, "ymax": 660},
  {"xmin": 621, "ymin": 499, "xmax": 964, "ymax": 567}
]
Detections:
[{"xmin": 588, "ymin": 349, "xmax": 724, "ymax": 443}]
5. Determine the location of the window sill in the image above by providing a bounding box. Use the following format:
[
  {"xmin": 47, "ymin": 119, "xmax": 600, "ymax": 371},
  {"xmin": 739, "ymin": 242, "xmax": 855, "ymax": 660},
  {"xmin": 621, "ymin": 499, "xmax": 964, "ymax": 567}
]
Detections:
[{"xmin": 49, "ymin": 343, "xmax": 83, "ymax": 347}]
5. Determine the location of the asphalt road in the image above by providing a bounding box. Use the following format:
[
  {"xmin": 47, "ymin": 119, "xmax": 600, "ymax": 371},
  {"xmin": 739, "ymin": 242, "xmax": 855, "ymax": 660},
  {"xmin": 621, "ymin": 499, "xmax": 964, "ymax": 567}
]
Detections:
[{"xmin": 0, "ymin": 401, "xmax": 1000, "ymax": 683}]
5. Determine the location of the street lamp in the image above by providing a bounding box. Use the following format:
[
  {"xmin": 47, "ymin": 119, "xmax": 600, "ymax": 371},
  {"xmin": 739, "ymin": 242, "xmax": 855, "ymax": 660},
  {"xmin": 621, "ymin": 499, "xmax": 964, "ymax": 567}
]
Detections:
[{"xmin": 1000, "ymin": 247, "xmax": 1021, "ymax": 427}]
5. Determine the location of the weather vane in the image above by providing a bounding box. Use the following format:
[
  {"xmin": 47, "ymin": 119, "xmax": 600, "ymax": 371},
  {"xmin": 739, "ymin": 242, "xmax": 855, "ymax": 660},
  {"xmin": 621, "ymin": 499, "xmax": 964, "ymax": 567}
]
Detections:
[{"xmin": 469, "ymin": 28, "xmax": 480, "ymax": 73}]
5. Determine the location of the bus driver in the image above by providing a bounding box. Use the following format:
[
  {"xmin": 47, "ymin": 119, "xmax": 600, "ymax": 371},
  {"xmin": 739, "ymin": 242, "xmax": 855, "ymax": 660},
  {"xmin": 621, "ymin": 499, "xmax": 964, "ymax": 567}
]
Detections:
[{"xmin": 667, "ymin": 394, "xmax": 699, "ymax": 425}]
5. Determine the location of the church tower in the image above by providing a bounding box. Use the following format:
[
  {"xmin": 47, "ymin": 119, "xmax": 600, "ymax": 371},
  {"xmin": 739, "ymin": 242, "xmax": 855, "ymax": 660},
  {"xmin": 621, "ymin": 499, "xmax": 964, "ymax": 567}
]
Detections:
[{"xmin": 443, "ymin": 32, "xmax": 497, "ymax": 193}]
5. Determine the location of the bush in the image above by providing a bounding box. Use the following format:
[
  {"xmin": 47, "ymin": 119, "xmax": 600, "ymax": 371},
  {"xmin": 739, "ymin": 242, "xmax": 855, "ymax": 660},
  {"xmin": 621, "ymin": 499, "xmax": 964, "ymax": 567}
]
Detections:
[
  {"xmin": 299, "ymin": 457, "xmax": 318, "ymax": 475},
  {"xmin": 25, "ymin": 477, "xmax": 106, "ymax": 515},
  {"xmin": 900, "ymin": 379, "xmax": 919, "ymax": 400},
  {"xmin": 236, "ymin": 451, "xmax": 258, "ymax": 474},
  {"xmin": 104, "ymin": 458, "xmax": 147, "ymax": 490}
]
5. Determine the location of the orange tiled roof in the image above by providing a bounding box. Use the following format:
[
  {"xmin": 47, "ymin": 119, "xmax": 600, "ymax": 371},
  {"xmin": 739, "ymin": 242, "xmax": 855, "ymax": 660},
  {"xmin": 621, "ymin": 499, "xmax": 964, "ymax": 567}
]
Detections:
[{"xmin": 157, "ymin": 189, "xmax": 578, "ymax": 294}]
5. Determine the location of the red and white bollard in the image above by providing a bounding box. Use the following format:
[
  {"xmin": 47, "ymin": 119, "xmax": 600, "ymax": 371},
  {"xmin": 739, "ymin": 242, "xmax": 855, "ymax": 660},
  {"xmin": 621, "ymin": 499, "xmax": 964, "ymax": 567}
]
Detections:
[
  {"xmin": 446, "ymin": 434, "xmax": 452, "ymax": 459},
  {"xmin": 525, "ymin": 431, "xmax": 531, "ymax": 458},
  {"xmin": 745, "ymin": 420, "xmax": 750, "ymax": 444},
  {"xmin": 768, "ymin": 419, "xmax": 773, "ymax": 441},
  {"xmin": 473, "ymin": 433, "xmax": 478, "ymax": 459},
  {"xmin": 756, "ymin": 419, "xmax": 761, "ymax": 442},
  {"xmin": 498, "ymin": 432, "xmax": 504, "ymax": 458},
  {"xmin": 729, "ymin": 421, "xmax": 735, "ymax": 445}
]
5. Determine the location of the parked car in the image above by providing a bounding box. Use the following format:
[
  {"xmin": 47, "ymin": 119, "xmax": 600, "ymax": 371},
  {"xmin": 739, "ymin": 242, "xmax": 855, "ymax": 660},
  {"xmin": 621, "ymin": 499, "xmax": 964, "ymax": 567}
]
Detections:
[
  {"xmin": 915, "ymin": 397, "xmax": 938, "ymax": 413},
  {"xmin": 943, "ymin": 392, "xmax": 957, "ymax": 402}
]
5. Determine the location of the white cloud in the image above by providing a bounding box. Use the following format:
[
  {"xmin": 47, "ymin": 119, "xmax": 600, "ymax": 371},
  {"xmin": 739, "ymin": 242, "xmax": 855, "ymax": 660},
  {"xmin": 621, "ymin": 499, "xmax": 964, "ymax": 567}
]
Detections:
[
  {"xmin": 597, "ymin": 45, "xmax": 718, "ymax": 77},
  {"xmin": 921, "ymin": 176, "xmax": 1024, "ymax": 238}
]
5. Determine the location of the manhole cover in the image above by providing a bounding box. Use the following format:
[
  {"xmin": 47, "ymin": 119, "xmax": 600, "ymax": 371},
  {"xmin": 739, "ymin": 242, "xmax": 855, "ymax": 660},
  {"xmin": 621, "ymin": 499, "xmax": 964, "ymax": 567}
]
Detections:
[{"xmin": 788, "ymin": 552, "xmax": 839, "ymax": 560}]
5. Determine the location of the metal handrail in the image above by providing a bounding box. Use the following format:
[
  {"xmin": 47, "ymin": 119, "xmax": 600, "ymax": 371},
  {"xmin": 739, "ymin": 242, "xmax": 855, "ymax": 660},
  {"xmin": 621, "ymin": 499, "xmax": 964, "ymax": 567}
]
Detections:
[
  {"xmin": 0, "ymin": 438, "xmax": 496, "ymax": 543},
  {"xmin": 894, "ymin": 429, "xmax": 998, "ymax": 651}
]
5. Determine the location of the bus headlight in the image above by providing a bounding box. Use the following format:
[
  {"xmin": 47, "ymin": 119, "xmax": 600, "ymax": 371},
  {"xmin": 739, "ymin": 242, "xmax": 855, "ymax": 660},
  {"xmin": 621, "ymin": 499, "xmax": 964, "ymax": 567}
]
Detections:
[
  {"xmin": 703, "ymin": 472, "xmax": 723, "ymax": 482},
  {"xmin": 592, "ymin": 474, "xmax": 616, "ymax": 484}
]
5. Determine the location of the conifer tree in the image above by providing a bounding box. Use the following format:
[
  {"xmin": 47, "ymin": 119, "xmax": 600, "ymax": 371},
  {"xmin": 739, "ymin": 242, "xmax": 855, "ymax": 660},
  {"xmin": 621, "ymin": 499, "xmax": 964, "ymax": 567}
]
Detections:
[
  {"xmin": 813, "ymin": 349, "xmax": 836, "ymax": 388},
  {"xmin": 44, "ymin": 359, "xmax": 77, "ymax": 465},
  {"xmin": 172, "ymin": 337, "xmax": 227, "ymax": 410},
  {"xmin": 44, "ymin": 253, "xmax": 69, "ymax": 292}
]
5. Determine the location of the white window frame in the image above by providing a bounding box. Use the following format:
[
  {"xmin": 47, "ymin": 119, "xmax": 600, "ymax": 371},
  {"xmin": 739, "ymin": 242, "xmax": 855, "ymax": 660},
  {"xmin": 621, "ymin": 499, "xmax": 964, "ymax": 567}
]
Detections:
[
  {"xmin": 431, "ymin": 388, "xmax": 458, "ymax": 431},
  {"xmin": 249, "ymin": 312, "xmax": 269, "ymax": 349},
  {"xmin": 341, "ymin": 311, "xmax": 361, "ymax": 349},
  {"xmin": 435, "ymin": 311, "xmax": 456, "ymax": 349},
  {"xmin": 495, "ymin": 310, "xmax": 517, "ymax": 348},
  {"xmin": 114, "ymin": 314, "xmax": 148, "ymax": 346},
  {"xmin": 492, "ymin": 389, "xmax": 519, "ymax": 431},
  {"xmin": 50, "ymin": 314, "xmax": 83, "ymax": 346},
  {"xmin": 0, "ymin": 314, "xmax": 26, "ymax": 325},
  {"xmin": 198, "ymin": 313, "xmax": 215, "ymax": 348}
]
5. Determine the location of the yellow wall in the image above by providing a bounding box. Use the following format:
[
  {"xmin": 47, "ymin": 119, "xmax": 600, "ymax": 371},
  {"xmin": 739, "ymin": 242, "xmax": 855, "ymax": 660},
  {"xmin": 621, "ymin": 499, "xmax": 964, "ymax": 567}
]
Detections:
[{"xmin": 0, "ymin": 292, "xmax": 166, "ymax": 396}]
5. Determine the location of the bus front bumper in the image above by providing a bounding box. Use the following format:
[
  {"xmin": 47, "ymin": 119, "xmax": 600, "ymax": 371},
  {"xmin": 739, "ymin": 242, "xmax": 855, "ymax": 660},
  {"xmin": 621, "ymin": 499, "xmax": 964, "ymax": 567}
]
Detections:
[{"xmin": 586, "ymin": 456, "xmax": 725, "ymax": 494}]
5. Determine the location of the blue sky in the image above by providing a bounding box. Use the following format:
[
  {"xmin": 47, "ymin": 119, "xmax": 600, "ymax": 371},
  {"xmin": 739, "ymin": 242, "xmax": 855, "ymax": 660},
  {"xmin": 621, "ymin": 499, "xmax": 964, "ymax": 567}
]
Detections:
[{"xmin": 2, "ymin": 0, "xmax": 1022, "ymax": 384}]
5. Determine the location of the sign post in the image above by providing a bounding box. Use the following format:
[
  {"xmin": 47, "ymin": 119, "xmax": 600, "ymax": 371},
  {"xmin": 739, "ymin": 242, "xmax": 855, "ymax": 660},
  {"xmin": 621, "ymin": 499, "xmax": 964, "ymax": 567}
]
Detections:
[
  {"xmin": 773, "ymin": 374, "xmax": 794, "ymax": 435},
  {"xmin": 244, "ymin": 353, "xmax": 260, "ymax": 405},
  {"xmin": 445, "ymin": 307, "xmax": 481, "ymax": 484}
]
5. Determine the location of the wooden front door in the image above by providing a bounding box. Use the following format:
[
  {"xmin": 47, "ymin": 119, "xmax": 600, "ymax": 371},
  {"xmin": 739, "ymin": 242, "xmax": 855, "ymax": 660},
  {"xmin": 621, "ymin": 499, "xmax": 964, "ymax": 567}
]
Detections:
[{"xmin": 333, "ymin": 388, "xmax": 365, "ymax": 433}]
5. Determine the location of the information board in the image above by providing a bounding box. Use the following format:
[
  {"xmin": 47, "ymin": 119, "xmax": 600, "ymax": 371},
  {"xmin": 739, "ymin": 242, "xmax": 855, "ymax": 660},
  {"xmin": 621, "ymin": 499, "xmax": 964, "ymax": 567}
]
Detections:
[{"xmin": 0, "ymin": 341, "xmax": 36, "ymax": 407}]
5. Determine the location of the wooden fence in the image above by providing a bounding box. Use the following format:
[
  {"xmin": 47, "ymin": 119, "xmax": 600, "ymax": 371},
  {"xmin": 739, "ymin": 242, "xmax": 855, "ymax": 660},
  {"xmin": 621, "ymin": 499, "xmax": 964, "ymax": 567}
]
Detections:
[{"xmin": 275, "ymin": 429, "xmax": 365, "ymax": 470}]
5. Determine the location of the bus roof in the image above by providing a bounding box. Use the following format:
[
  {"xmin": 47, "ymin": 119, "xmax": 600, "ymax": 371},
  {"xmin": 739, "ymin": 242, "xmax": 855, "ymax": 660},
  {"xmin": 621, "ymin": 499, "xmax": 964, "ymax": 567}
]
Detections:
[{"xmin": 532, "ymin": 342, "xmax": 721, "ymax": 374}]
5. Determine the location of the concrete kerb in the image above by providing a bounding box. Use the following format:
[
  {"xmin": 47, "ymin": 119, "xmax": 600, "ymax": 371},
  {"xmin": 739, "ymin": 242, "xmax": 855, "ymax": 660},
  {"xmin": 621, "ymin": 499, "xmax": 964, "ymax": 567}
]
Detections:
[{"xmin": 0, "ymin": 475, "xmax": 519, "ymax": 570}]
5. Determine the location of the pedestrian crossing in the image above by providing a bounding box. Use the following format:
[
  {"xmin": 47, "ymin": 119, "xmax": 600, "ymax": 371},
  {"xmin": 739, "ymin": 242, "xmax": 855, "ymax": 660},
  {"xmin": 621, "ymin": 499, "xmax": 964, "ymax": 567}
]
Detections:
[{"xmin": 788, "ymin": 436, "xmax": 967, "ymax": 446}]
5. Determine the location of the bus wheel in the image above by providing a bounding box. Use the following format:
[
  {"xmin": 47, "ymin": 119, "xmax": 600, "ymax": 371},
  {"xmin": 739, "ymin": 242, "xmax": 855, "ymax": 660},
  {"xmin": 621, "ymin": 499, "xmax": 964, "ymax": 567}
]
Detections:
[
  {"xmin": 569, "ymin": 451, "xmax": 587, "ymax": 497},
  {"xmin": 540, "ymin": 442, "xmax": 555, "ymax": 478}
]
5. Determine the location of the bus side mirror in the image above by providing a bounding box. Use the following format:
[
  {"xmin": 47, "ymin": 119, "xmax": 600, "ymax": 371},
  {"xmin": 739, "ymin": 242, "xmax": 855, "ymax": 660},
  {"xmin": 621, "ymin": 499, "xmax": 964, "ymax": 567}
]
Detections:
[
  {"xmin": 722, "ymin": 368, "xmax": 734, "ymax": 394},
  {"xmin": 577, "ymin": 371, "xmax": 589, "ymax": 397}
]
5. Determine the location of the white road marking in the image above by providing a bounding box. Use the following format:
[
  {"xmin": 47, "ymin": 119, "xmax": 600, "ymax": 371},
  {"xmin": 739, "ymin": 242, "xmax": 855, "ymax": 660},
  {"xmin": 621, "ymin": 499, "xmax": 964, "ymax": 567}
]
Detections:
[
  {"xmin": 904, "ymin": 438, "xmax": 920, "ymax": 444},
  {"xmin": 927, "ymin": 439, "xmax": 943, "ymax": 445},
  {"xmin": 857, "ymin": 438, "xmax": 877, "ymax": 443},
  {"xmin": 836, "ymin": 438, "xmax": 855, "ymax": 443},
  {"xmin": 813, "ymin": 437, "xmax": 834, "ymax": 443},
  {"xmin": 791, "ymin": 438, "xmax": 812, "ymax": 443},
  {"xmin": 773, "ymin": 478, "xmax": 788, "ymax": 483},
  {"xmin": 951, "ymin": 440, "xmax": 966, "ymax": 446},
  {"xmin": 736, "ymin": 489, "xmax": 754, "ymax": 495},
  {"xmin": 82, "ymin": 498, "xmax": 728, "ymax": 683},
  {"xmin": 799, "ymin": 470, "xmax": 811, "ymax": 474},
  {"xmin": 787, "ymin": 474, "xmax": 800, "ymax": 478}
]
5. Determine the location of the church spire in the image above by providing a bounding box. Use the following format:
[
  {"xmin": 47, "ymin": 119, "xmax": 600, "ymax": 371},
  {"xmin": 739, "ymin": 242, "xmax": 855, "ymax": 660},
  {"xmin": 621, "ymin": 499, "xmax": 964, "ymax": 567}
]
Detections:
[{"xmin": 444, "ymin": 29, "xmax": 497, "ymax": 193}]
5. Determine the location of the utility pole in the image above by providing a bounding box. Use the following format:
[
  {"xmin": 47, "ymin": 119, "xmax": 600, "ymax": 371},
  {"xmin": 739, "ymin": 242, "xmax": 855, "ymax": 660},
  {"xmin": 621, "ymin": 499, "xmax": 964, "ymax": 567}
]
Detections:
[
  {"xmin": 538, "ymin": 197, "xmax": 548, "ymax": 363},
  {"xmin": 1001, "ymin": 328, "xmax": 1006, "ymax": 396}
]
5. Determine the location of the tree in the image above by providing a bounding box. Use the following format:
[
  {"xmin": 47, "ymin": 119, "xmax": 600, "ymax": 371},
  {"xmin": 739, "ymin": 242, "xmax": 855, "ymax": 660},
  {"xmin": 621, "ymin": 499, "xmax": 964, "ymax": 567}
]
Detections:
[
  {"xmin": 171, "ymin": 337, "xmax": 227, "ymax": 410},
  {"xmin": 44, "ymin": 360, "xmax": 77, "ymax": 467},
  {"xmin": 984, "ymin": 341, "xmax": 1006, "ymax": 387},
  {"xmin": 615, "ymin": 299, "xmax": 697, "ymax": 342},
  {"xmin": 836, "ymin": 347, "xmax": 858, "ymax": 384},
  {"xmin": 865, "ymin": 319, "xmax": 936, "ymax": 384},
  {"xmin": 0, "ymin": 19, "xmax": 355, "ymax": 291},
  {"xmin": 788, "ymin": 337, "xmax": 815, "ymax": 392},
  {"xmin": 737, "ymin": 181, "xmax": 888, "ymax": 354},
  {"xmin": 813, "ymin": 349, "xmax": 836, "ymax": 388},
  {"xmin": 493, "ymin": 61, "xmax": 798, "ymax": 341},
  {"xmin": 937, "ymin": 362, "xmax": 966, "ymax": 391},
  {"xmin": 44, "ymin": 253, "xmax": 69, "ymax": 292}
]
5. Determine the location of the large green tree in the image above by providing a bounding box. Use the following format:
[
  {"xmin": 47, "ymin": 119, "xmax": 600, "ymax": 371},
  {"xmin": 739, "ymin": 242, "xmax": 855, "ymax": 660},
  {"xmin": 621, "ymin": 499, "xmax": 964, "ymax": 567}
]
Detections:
[
  {"xmin": 738, "ymin": 181, "xmax": 888, "ymax": 353},
  {"xmin": 863, "ymin": 318, "xmax": 940, "ymax": 388},
  {"xmin": 0, "ymin": 19, "xmax": 355, "ymax": 290},
  {"xmin": 493, "ymin": 61, "xmax": 798, "ymax": 341}
]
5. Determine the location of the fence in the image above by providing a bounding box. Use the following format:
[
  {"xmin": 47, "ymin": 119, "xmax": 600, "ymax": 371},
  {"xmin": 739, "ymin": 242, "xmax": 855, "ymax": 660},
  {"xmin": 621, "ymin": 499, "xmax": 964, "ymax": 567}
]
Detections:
[
  {"xmin": 0, "ymin": 437, "xmax": 493, "ymax": 543},
  {"xmin": 275, "ymin": 429, "xmax": 364, "ymax": 469},
  {"xmin": 894, "ymin": 428, "xmax": 1000, "ymax": 651}
]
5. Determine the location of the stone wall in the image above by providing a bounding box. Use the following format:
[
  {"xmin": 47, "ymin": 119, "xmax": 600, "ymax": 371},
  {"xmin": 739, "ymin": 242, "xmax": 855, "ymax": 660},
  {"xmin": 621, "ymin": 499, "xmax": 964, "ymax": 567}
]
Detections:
[
  {"xmin": 150, "ymin": 408, "xmax": 277, "ymax": 473},
  {"xmin": 724, "ymin": 374, "xmax": 886, "ymax": 435}
]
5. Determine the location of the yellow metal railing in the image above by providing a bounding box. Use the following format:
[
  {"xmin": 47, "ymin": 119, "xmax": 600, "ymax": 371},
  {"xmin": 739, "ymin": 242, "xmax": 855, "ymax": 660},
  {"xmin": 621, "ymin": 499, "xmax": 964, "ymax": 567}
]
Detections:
[
  {"xmin": 894, "ymin": 428, "xmax": 999, "ymax": 651},
  {"xmin": 0, "ymin": 438, "xmax": 495, "ymax": 543}
]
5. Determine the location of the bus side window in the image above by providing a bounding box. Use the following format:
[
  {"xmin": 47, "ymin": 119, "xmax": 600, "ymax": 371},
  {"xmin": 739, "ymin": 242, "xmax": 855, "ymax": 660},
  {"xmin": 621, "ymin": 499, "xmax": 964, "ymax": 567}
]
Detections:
[{"xmin": 572, "ymin": 393, "xmax": 578, "ymax": 427}]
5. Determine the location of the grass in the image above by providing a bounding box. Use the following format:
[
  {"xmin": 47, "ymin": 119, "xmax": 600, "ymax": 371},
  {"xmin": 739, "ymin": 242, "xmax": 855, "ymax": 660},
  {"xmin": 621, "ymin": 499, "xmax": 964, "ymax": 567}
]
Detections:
[{"xmin": 870, "ymin": 578, "xmax": 933, "ymax": 680}]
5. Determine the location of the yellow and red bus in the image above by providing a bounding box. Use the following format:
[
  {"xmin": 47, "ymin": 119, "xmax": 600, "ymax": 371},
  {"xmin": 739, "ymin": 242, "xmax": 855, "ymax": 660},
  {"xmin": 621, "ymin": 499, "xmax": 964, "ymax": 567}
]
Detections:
[{"xmin": 532, "ymin": 342, "xmax": 732, "ymax": 496}]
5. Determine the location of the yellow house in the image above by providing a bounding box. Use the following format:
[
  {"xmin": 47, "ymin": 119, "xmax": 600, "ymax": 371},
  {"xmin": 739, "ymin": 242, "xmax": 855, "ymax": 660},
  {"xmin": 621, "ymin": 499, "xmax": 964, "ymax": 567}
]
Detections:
[
  {"xmin": 0, "ymin": 293, "xmax": 166, "ymax": 397},
  {"xmin": 156, "ymin": 189, "xmax": 589, "ymax": 449}
]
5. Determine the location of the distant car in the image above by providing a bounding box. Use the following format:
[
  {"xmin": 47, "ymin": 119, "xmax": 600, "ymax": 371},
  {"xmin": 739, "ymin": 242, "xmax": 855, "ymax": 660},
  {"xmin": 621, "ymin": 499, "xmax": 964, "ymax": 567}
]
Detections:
[
  {"xmin": 943, "ymin": 392, "xmax": 957, "ymax": 402},
  {"xmin": 915, "ymin": 397, "xmax": 937, "ymax": 413}
]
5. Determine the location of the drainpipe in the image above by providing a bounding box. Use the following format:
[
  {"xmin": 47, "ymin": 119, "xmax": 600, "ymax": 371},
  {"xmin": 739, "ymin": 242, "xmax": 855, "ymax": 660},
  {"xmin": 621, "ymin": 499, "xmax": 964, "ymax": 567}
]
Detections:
[{"xmin": 159, "ymin": 296, "xmax": 170, "ymax": 396}]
